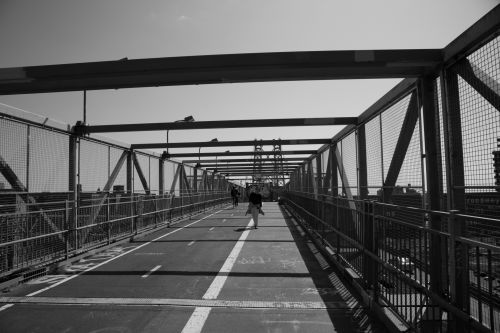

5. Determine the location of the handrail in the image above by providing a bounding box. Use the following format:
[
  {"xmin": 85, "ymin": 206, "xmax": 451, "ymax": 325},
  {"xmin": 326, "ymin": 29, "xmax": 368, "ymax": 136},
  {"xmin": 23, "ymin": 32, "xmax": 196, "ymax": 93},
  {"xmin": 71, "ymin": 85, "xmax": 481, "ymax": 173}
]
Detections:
[{"xmin": 281, "ymin": 193, "xmax": 496, "ymax": 333}]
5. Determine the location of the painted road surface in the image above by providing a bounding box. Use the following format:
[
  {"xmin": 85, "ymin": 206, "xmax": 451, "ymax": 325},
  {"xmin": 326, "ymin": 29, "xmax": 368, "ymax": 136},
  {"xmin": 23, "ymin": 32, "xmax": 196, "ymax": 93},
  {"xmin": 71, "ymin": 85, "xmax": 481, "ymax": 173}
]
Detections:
[{"xmin": 0, "ymin": 203, "xmax": 384, "ymax": 332}]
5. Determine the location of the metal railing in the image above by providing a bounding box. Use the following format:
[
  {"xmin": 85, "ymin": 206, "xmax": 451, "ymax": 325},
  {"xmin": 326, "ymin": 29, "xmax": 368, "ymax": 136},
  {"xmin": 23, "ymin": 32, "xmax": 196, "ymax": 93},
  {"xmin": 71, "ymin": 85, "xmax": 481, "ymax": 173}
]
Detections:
[
  {"xmin": 282, "ymin": 190, "xmax": 500, "ymax": 332},
  {"xmin": 0, "ymin": 191, "xmax": 230, "ymax": 278}
]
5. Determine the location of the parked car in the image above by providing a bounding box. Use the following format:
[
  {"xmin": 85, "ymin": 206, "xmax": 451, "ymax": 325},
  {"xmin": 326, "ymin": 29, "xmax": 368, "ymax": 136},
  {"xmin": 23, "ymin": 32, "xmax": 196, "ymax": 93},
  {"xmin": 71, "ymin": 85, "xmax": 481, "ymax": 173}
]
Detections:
[{"xmin": 388, "ymin": 256, "xmax": 415, "ymax": 273}]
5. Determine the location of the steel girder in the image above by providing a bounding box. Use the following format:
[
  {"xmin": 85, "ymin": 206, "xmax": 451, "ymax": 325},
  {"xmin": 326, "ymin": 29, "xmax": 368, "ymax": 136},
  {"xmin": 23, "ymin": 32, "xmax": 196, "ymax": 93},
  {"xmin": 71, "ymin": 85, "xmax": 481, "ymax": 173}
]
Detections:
[
  {"xmin": 0, "ymin": 49, "xmax": 443, "ymax": 95},
  {"xmin": 131, "ymin": 138, "xmax": 331, "ymax": 149},
  {"xmin": 168, "ymin": 150, "xmax": 316, "ymax": 158},
  {"xmin": 77, "ymin": 118, "xmax": 356, "ymax": 135}
]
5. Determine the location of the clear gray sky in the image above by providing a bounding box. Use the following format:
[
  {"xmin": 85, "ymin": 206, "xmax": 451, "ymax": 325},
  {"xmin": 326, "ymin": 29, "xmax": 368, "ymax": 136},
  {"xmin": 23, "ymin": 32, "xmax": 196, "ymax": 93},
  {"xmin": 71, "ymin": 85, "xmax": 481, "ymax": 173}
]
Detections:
[{"xmin": 0, "ymin": 0, "xmax": 498, "ymax": 157}]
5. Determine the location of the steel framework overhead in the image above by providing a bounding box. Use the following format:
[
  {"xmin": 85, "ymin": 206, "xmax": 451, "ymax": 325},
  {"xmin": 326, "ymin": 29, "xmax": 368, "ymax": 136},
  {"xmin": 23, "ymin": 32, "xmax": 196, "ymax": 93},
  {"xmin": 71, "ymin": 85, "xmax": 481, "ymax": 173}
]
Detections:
[
  {"xmin": 131, "ymin": 138, "xmax": 331, "ymax": 149},
  {"xmin": 0, "ymin": 50, "xmax": 444, "ymax": 95}
]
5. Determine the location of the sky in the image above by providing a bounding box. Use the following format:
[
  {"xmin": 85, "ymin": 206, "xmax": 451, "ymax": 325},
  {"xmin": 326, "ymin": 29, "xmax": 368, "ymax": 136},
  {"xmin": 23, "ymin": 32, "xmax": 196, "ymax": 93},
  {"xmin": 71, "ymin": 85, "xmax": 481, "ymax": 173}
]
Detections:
[{"xmin": 0, "ymin": 0, "xmax": 498, "ymax": 163}]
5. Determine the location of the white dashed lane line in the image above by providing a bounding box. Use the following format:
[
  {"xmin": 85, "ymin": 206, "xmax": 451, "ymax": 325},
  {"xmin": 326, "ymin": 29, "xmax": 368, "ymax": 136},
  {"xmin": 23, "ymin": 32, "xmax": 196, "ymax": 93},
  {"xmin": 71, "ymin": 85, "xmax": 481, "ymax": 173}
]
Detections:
[
  {"xmin": 181, "ymin": 218, "xmax": 254, "ymax": 333},
  {"xmin": 141, "ymin": 265, "xmax": 161, "ymax": 278},
  {"xmin": 0, "ymin": 210, "xmax": 225, "ymax": 313}
]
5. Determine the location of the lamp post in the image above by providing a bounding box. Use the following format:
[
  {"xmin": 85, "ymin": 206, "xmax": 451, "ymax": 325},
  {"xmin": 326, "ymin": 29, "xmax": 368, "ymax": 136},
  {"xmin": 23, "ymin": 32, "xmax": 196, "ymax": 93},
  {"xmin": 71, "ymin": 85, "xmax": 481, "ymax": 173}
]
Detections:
[
  {"xmin": 162, "ymin": 116, "xmax": 195, "ymax": 160},
  {"xmin": 196, "ymin": 138, "xmax": 218, "ymax": 168}
]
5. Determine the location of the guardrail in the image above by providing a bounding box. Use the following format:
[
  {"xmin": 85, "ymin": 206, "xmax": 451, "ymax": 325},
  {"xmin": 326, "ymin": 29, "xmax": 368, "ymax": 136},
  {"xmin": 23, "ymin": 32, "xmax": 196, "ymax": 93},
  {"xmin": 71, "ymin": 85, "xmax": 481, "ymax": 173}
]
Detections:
[
  {"xmin": 282, "ymin": 191, "xmax": 500, "ymax": 333},
  {"xmin": 0, "ymin": 191, "xmax": 230, "ymax": 278}
]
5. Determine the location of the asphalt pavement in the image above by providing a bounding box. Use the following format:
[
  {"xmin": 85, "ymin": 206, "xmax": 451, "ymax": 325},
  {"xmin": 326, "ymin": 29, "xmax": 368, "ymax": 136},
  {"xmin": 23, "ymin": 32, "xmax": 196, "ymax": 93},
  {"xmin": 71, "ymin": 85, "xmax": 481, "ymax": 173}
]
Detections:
[{"xmin": 0, "ymin": 203, "xmax": 384, "ymax": 332}]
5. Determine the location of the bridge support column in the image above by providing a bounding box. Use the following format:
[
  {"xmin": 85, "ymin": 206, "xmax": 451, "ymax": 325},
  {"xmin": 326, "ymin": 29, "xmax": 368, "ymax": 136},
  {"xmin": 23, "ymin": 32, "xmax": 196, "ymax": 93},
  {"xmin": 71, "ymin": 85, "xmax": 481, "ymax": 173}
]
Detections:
[
  {"xmin": 442, "ymin": 67, "xmax": 469, "ymax": 332},
  {"xmin": 419, "ymin": 76, "xmax": 446, "ymax": 331}
]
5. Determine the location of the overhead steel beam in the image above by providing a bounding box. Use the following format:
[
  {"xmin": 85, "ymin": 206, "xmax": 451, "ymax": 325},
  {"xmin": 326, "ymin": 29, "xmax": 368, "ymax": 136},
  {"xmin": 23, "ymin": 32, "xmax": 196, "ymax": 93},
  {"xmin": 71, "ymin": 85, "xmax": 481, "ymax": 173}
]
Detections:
[
  {"xmin": 205, "ymin": 167, "xmax": 299, "ymax": 172},
  {"xmin": 169, "ymin": 150, "xmax": 316, "ymax": 158},
  {"xmin": 0, "ymin": 49, "xmax": 442, "ymax": 95},
  {"xmin": 198, "ymin": 162, "xmax": 301, "ymax": 168},
  {"xmin": 443, "ymin": 4, "xmax": 500, "ymax": 64},
  {"xmin": 206, "ymin": 165, "xmax": 298, "ymax": 169},
  {"xmin": 455, "ymin": 59, "xmax": 500, "ymax": 112},
  {"xmin": 131, "ymin": 138, "xmax": 331, "ymax": 149},
  {"xmin": 220, "ymin": 172, "xmax": 291, "ymax": 176},
  {"xmin": 183, "ymin": 157, "xmax": 306, "ymax": 164},
  {"xmin": 79, "ymin": 118, "xmax": 356, "ymax": 134}
]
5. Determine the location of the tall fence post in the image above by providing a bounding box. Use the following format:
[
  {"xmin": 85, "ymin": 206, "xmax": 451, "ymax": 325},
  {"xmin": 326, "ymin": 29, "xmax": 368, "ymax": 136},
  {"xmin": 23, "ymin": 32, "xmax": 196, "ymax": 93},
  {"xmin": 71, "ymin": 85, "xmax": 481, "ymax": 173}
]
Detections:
[
  {"xmin": 68, "ymin": 135, "xmax": 78, "ymax": 253},
  {"xmin": 419, "ymin": 76, "xmax": 445, "ymax": 331},
  {"xmin": 442, "ymin": 66, "xmax": 469, "ymax": 331},
  {"xmin": 64, "ymin": 200, "xmax": 70, "ymax": 260},
  {"xmin": 363, "ymin": 200, "xmax": 376, "ymax": 290},
  {"xmin": 106, "ymin": 196, "xmax": 110, "ymax": 244}
]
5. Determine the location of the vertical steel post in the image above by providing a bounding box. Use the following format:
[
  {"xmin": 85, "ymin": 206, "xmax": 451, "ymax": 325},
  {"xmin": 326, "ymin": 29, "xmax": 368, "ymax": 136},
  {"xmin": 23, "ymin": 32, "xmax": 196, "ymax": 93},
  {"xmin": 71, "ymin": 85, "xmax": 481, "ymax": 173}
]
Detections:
[
  {"xmin": 64, "ymin": 200, "xmax": 70, "ymax": 260},
  {"xmin": 68, "ymin": 135, "xmax": 78, "ymax": 252},
  {"xmin": 106, "ymin": 196, "xmax": 110, "ymax": 244},
  {"xmin": 127, "ymin": 150, "xmax": 133, "ymax": 195},
  {"xmin": 193, "ymin": 166, "xmax": 198, "ymax": 193},
  {"xmin": 126, "ymin": 150, "xmax": 134, "ymax": 233},
  {"xmin": 332, "ymin": 144, "xmax": 340, "ymax": 254},
  {"xmin": 26, "ymin": 125, "xmax": 30, "ymax": 191},
  {"xmin": 419, "ymin": 76, "xmax": 444, "ymax": 331},
  {"xmin": 358, "ymin": 125, "xmax": 373, "ymax": 288},
  {"xmin": 442, "ymin": 67, "xmax": 469, "ymax": 331},
  {"xmin": 159, "ymin": 158, "xmax": 164, "ymax": 195}
]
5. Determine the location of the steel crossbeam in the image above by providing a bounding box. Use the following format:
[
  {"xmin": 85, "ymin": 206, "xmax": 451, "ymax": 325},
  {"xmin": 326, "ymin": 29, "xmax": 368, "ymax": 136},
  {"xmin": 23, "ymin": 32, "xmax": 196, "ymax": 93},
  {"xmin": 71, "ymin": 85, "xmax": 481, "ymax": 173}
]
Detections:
[
  {"xmin": 131, "ymin": 138, "xmax": 331, "ymax": 149},
  {"xmin": 0, "ymin": 49, "xmax": 442, "ymax": 95}
]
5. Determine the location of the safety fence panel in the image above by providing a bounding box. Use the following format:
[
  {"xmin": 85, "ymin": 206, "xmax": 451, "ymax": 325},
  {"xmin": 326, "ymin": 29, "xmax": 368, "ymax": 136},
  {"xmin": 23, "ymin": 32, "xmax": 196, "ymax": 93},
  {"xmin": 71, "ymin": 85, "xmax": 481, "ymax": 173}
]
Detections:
[
  {"xmin": 0, "ymin": 107, "xmax": 234, "ymax": 278},
  {"xmin": 339, "ymin": 132, "xmax": 358, "ymax": 197},
  {"xmin": 451, "ymin": 35, "xmax": 500, "ymax": 217},
  {"xmin": 110, "ymin": 146, "xmax": 128, "ymax": 192},
  {"xmin": 79, "ymin": 139, "xmax": 110, "ymax": 193},
  {"xmin": 365, "ymin": 115, "xmax": 384, "ymax": 195},
  {"xmin": 132, "ymin": 152, "xmax": 149, "ymax": 194},
  {"xmin": 0, "ymin": 117, "xmax": 28, "ymax": 191}
]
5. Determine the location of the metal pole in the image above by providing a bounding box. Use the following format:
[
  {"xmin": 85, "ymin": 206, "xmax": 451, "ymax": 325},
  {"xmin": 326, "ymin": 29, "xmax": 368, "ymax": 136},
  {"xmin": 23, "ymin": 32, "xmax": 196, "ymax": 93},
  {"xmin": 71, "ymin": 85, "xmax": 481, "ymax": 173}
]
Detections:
[
  {"xmin": 83, "ymin": 90, "xmax": 87, "ymax": 124},
  {"xmin": 419, "ymin": 76, "xmax": 445, "ymax": 331},
  {"xmin": 442, "ymin": 66, "xmax": 469, "ymax": 332}
]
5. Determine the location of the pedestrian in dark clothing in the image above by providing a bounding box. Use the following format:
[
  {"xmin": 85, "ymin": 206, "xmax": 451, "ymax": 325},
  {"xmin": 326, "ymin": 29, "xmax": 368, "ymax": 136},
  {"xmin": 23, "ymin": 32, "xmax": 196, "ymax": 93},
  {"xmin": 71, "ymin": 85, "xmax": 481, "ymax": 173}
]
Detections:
[
  {"xmin": 231, "ymin": 186, "xmax": 240, "ymax": 207},
  {"xmin": 247, "ymin": 187, "xmax": 264, "ymax": 229}
]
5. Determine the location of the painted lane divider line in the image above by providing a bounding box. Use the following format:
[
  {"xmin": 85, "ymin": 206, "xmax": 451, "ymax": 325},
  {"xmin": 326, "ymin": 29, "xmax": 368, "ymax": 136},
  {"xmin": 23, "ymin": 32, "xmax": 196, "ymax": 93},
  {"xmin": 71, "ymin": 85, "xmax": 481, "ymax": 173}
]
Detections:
[
  {"xmin": 0, "ymin": 304, "xmax": 13, "ymax": 312},
  {"xmin": 141, "ymin": 265, "xmax": 161, "ymax": 278},
  {"xmin": 181, "ymin": 218, "xmax": 254, "ymax": 333},
  {"xmin": 180, "ymin": 307, "xmax": 212, "ymax": 333},
  {"xmin": 24, "ymin": 209, "xmax": 225, "ymax": 298},
  {"xmin": 203, "ymin": 218, "xmax": 253, "ymax": 300}
]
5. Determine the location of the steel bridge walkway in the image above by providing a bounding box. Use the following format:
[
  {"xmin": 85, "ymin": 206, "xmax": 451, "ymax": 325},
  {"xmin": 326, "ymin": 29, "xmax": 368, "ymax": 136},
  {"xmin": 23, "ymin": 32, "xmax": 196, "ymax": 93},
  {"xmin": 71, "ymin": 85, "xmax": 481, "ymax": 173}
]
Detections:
[{"xmin": 0, "ymin": 203, "xmax": 385, "ymax": 333}]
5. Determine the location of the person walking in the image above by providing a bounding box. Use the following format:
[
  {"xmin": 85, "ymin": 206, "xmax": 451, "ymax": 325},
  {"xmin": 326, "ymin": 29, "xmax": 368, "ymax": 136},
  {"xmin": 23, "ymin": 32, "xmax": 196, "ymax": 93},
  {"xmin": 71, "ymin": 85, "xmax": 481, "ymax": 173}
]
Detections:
[
  {"xmin": 248, "ymin": 187, "xmax": 263, "ymax": 229},
  {"xmin": 231, "ymin": 186, "xmax": 240, "ymax": 207}
]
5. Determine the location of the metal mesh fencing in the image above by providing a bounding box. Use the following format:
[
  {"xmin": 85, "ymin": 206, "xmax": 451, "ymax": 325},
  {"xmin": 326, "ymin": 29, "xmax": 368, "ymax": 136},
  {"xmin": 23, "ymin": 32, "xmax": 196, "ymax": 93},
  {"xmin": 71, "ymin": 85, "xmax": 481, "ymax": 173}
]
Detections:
[
  {"xmin": 29, "ymin": 127, "xmax": 69, "ymax": 192},
  {"xmin": 110, "ymin": 147, "xmax": 128, "ymax": 192},
  {"xmin": 149, "ymin": 156, "xmax": 160, "ymax": 194},
  {"xmin": 365, "ymin": 115, "xmax": 384, "ymax": 195},
  {"xmin": 79, "ymin": 139, "xmax": 109, "ymax": 192},
  {"xmin": 340, "ymin": 132, "xmax": 358, "ymax": 196},
  {"xmin": 0, "ymin": 108, "xmax": 232, "ymax": 277},
  {"xmin": 381, "ymin": 95, "xmax": 412, "ymax": 183},
  {"xmin": 164, "ymin": 160, "xmax": 178, "ymax": 195},
  {"xmin": 133, "ymin": 152, "xmax": 150, "ymax": 194},
  {"xmin": 0, "ymin": 118, "xmax": 27, "ymax": 191}
]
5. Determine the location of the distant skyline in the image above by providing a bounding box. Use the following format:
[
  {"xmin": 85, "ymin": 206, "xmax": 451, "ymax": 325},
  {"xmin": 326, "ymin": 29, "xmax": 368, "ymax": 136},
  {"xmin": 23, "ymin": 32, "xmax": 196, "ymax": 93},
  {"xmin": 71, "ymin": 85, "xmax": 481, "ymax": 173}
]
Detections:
[{"xmin": 0, "ymin": 0, "xmax": 498, "ymax": 159}]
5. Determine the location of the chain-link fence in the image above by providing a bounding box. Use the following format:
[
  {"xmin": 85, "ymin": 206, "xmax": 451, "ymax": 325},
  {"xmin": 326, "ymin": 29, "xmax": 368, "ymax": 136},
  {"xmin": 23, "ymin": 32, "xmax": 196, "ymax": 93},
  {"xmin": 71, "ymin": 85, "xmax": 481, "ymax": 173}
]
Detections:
[
  {"xmin": 0, "ymin": 105, "xmax": 232, "ymax": 278},
  {"xmin": 283, "ymin": 26, "xmax": 500, "ymax": 333}
]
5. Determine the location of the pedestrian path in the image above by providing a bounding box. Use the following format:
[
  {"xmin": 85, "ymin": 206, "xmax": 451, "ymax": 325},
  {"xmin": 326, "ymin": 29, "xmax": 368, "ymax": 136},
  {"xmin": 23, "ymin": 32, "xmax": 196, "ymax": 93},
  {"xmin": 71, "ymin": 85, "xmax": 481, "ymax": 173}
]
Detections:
[{"xmin": 0, "ymin": 203, "xmax": 384, "ymax": 332}]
